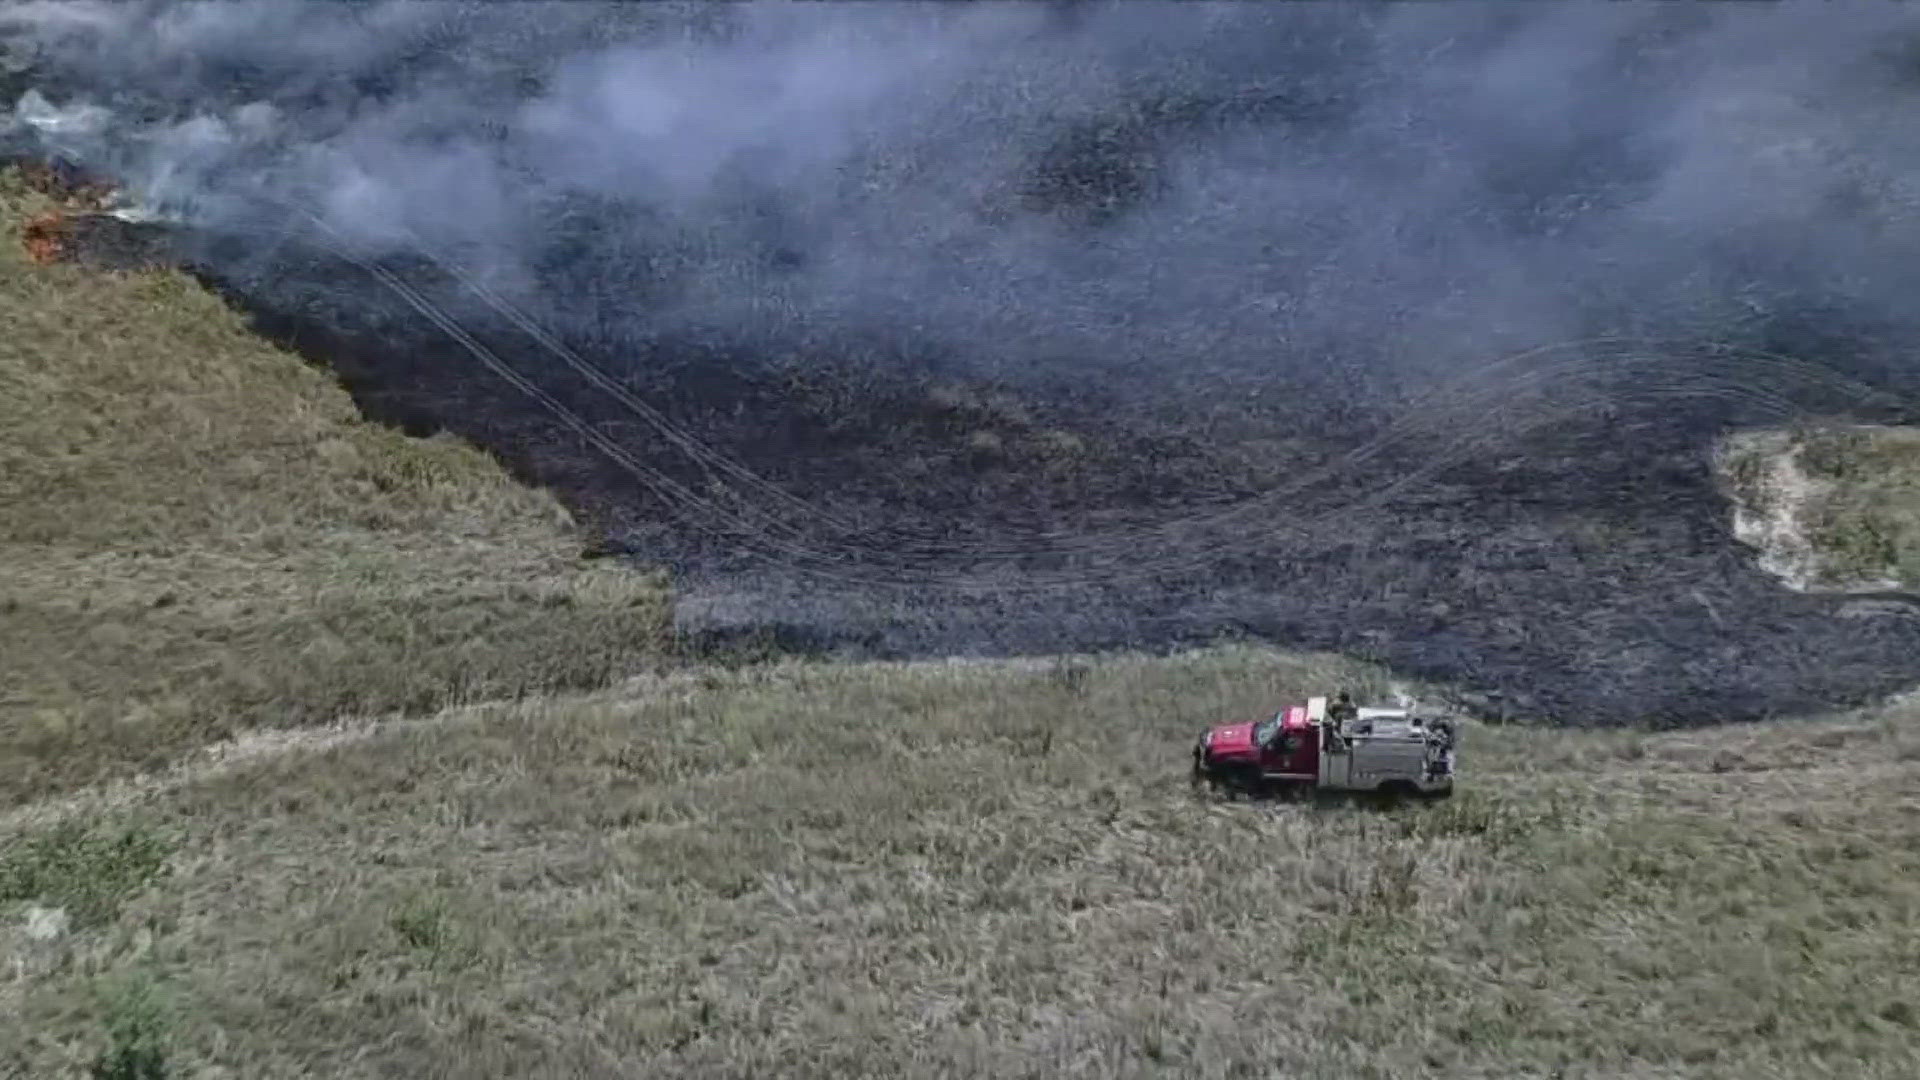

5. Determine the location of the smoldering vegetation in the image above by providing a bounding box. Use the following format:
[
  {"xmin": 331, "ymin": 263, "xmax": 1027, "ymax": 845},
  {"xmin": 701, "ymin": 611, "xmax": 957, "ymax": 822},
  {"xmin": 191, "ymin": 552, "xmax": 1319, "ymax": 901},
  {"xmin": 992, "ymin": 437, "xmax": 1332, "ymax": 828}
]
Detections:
[{"xmin": 7, "ymin": 1, "xmax": 1920, "ymax": 726}]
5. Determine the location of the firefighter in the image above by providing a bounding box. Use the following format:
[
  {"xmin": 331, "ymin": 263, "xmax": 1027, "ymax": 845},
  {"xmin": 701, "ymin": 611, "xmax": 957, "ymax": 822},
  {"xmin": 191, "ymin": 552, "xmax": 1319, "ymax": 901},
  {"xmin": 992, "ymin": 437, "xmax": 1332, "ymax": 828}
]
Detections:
[{"xmin": 1327, "ymin": 690, "xmax": 1359, "ymax": 727}]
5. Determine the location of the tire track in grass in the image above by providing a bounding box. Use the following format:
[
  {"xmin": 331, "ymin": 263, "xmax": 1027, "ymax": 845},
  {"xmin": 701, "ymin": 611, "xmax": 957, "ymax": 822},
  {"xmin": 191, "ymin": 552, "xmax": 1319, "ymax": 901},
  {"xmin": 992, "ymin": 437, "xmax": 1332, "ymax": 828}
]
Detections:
[{"xmin": 0, "ymin": 654, "xmax": 1074, "ymax": 834}]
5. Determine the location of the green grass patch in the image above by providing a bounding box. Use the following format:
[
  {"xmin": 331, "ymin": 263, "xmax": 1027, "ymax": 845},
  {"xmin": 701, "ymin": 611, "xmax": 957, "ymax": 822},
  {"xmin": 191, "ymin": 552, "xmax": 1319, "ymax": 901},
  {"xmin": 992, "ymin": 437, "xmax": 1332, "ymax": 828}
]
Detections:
[
  {"xmin": 1718, "ymin": 421, "xmax": 1920, "ymax": 590},
  {"xmin": 90, "ymin": 969, "xmax": 175, "ymax": 1080},
  {"xmin": 0, "ymin": 817, "xmax": 175, "ymax": 928}
]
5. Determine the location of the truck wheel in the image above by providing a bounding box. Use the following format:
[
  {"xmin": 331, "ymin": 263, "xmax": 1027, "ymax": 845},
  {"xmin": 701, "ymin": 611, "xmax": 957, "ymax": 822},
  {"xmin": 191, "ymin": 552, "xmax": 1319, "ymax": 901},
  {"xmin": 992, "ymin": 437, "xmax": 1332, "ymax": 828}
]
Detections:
[
  {"xmin": 1375, "ymin": 780, "xmax": 1419, "ymax": 805},
  {"xmin": 1226, "ymin": 766, "xmax": 1262, "ymax": 799}
]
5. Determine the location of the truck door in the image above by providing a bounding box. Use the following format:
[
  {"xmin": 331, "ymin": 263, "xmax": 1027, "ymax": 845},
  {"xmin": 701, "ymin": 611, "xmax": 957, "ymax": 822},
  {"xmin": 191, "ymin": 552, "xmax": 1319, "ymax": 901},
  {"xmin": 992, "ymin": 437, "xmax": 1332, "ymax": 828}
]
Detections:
[
  {"xmin": 1260, "ymin": 707, "xmax": 1316, "ymax": 781},
  {"xmin": 1318, "ymin": 723, "xmax": 1351, "ymax": 788}
]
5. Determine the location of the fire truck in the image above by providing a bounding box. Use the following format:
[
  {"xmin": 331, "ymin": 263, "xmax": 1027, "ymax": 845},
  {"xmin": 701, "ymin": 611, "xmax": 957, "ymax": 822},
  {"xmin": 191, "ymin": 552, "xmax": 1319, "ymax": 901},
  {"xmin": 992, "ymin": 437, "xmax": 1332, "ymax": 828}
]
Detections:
[{"xmin": 1191, "ymin": 695, "xmax": 1456, "ymax": 798}]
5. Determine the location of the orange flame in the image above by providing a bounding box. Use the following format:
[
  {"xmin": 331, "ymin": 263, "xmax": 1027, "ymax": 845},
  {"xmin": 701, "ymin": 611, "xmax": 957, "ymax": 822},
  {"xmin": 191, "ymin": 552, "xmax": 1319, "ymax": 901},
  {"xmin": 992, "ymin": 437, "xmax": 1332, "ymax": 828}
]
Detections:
[
  {"xmin": 14, "ymin": 157, "xmax": 122, "ymax": 266},
  {"xmin": 22, "ymin": 209, "xmax": 71, "ymax": 265}
]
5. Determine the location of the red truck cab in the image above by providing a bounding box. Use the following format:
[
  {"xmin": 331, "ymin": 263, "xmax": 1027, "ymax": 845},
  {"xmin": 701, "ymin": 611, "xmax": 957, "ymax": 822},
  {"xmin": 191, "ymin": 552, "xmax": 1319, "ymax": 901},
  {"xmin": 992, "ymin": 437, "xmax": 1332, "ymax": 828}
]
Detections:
[{"xmin": 1194, "ymin": 705, "xmax": 1319, "ymax": 787}]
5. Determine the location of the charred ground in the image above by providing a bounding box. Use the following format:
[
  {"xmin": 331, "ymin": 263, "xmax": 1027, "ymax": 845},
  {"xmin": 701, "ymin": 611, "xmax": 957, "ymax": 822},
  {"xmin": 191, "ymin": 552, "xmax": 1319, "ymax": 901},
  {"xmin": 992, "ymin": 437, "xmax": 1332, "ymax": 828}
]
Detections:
[
  {"xmin": 11, "ymin": 3, "xmax": 1920, "ymax": 727},
  {"xmin": 26, "ymin": 189, "xmax": 1920, "ymax": 730}
]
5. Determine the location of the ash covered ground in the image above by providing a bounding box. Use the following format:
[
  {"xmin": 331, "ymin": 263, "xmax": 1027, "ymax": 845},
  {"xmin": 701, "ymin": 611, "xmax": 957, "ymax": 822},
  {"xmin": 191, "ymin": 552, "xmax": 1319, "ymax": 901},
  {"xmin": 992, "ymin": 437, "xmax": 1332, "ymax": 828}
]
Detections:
[{"xmin": 9, "ymin": 1, "xmax": 1920, "ymax": 726}]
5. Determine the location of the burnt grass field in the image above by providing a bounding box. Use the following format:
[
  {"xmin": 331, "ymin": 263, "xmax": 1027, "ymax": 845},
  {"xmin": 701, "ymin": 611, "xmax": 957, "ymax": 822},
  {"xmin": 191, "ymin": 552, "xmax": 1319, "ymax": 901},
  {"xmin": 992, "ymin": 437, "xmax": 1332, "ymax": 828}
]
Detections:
[
  {"xmin": 13, "ymin": 5, "xmax": 1920, "ymax": 730},
  {"xmin": 33, "ymin": 203, "xmax": 1919, "ymax": 731}
]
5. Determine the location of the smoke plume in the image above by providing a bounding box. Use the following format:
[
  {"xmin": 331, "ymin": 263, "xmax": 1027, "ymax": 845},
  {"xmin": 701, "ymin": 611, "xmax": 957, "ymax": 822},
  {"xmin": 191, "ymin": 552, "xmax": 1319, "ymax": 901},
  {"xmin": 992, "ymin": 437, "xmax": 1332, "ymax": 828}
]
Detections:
[
  {"xmin": 8, "ymin": 1, "xmax": 1920, "ymax": 399},
  {"xmin": 8, "ymin": 1, "xmax": 1920, "ymax": 725}
]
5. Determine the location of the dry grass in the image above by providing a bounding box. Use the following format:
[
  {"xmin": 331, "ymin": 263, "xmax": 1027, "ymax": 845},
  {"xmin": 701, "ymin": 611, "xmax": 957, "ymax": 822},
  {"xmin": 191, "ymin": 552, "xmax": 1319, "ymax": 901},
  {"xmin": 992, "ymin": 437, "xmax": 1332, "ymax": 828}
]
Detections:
[
  {"xmin": 3, "ymin": 645, "xmax": 1917, "ymax": 1079},
  {"xmin": 0, "ymin": 169, "xmax": 672, "ymax": 806}
]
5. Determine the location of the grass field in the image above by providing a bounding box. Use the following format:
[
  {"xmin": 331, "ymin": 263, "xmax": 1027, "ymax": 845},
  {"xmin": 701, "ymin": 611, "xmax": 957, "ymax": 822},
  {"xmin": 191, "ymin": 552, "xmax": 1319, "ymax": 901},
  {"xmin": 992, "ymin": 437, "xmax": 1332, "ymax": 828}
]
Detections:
[
  {"xmin": 6, "ymin": 158, "xmax": 1920, "ymax": 1078},
  {"xmin": 0, "ymin": 169, "xmax": 672, "ymax": 806},
  {"xmin": 3, "ymin": 646, "xmax": 1918, "ymax": 1079}
]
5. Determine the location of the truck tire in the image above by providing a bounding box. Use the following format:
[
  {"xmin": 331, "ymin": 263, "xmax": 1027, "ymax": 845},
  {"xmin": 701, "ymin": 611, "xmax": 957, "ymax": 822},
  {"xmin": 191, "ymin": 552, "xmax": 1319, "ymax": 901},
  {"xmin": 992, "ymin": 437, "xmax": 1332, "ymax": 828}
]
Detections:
[
  {"xmin": 1375, "ymin": 780, "xmax": 1419, "ymax": 805},
  {"xmin": 1225, "ymin": 766, "xmax": 1262, "ymax": 798}
]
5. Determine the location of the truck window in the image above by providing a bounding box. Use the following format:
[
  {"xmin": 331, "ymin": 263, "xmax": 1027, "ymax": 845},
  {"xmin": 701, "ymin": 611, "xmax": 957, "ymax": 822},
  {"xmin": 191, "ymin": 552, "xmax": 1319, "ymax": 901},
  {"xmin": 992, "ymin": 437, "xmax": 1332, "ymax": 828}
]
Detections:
[{"xmin": 1251, "ymin": 715, "xmax": 1282, "ymax": 747}]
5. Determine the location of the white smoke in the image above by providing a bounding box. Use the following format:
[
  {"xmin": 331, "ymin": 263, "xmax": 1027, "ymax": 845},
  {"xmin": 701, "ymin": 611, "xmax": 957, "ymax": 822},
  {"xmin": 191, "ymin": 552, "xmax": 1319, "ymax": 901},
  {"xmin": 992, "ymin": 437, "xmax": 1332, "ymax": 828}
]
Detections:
[{"xmin": 6, "ymin": 0, "xmax": 1920, "ymax": 401}]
